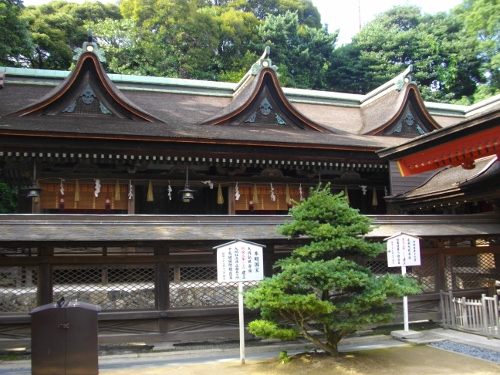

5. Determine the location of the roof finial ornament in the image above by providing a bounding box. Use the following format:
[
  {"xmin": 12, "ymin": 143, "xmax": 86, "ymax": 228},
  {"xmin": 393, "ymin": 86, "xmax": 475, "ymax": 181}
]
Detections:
[
  {"xmin": 395, "ymin": 64, "xmax": 416, "ymax": 91},
  {"xmin": 251, "ymin": 46, "xmax": 278, "ymax": 75},
  {"xmin": 73, "ymin": 28, "xmax": 106, "ymax": 63}
]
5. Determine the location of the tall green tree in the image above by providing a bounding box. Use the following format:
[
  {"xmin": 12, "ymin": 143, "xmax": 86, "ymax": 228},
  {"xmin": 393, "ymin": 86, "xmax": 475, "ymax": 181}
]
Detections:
[
  {"xmin": 0, "ymin": 0, "xmax": 31, "ymax": 66},
  {"xmin": 245, "ymin": 185, "xmax": 421, "ymax": 357},
  {"xmin": 20, "ymin": 1, "xmax": 121, "ymax": 69},
  {"xmin": 455, "ymin": 0, "xmax": 500, "ymax": 99},
  {"xmin": 120, "ymin": 0, "xmax": 220, "ymax": 79},
  {"xmin": 329, "ymin": 6, "xmax": 482, "ymax": 102},
  {"xmin": 208, "ymin": 6, "xmax": 261, "ymax": 82},
  {"xmin": 229, "ymin": 0, "xmax": 321, "ymax": 28},
  {"xmin": 257, "ymin": 11, "xmax": 337, "ymax": 89}
]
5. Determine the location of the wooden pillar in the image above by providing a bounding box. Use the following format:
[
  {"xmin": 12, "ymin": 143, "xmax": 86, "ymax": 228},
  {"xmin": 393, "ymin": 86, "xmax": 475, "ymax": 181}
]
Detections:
[
  {"xmin": 264, "ymin": 244, "xmax": 274, "ymax": 277},
  {"xmin": 228, "ymin": 185, "xmax": 235, "ymax": 215},
  {"xmin": 37, "ymin": 247, "xmax": 54, "ymax": 306},
  {"xmin": 155, "ymin": 246, "xmax": 170, "ymax": 335},
  {"xmin": 436, "ymin": 242, "xmax": 447, "ymax": 292}
]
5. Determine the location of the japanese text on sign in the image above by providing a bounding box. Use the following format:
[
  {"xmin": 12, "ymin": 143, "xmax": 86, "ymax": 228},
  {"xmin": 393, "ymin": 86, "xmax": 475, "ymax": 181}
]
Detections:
[
  {"xmin": 217, "ymin": 242, "xmax": 264, "ymax": 283},
  {"xmin": 386, "ymin": 234, "xmax": 421, "ymax": 267}
]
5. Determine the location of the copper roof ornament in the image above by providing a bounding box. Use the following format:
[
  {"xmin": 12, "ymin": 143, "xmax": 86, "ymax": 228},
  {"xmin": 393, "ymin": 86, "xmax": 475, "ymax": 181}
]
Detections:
[{"xmin": 73, "ymin": 29, "xmax": 106, "ymax": 63}]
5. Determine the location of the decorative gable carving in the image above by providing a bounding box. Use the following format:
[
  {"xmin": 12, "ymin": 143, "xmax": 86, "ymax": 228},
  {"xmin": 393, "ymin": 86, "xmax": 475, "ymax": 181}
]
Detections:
[
  {"xmin": 203, "ymin": 68, "xmax": 329, "ymax": 132},
  {"xmin": 374, "ymin": 88, "xmax": 440, "ymax": 137},
  {"xmin": 387, "ymin": 106, "xmax": 428, "ymax": 136},
  {"xmin": 62, "ymin": 85, "xmax": 112, "ymax": 116}
]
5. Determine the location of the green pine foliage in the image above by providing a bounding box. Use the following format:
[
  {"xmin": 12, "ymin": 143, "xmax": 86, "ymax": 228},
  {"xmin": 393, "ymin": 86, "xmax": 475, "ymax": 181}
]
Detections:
[{"xmin": 245, "ymin": 185, "xmax": 421, "ymax": 357}]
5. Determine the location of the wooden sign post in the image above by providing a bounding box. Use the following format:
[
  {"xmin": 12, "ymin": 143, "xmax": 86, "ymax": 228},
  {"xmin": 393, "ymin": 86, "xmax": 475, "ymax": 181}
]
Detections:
[
  {"xmin": 385, "ymin": 233, "xmax": 421, "ymax": 333},
  {"xmin": 215, "ymin": 239, "xmax": 265, "ymax": 364}
]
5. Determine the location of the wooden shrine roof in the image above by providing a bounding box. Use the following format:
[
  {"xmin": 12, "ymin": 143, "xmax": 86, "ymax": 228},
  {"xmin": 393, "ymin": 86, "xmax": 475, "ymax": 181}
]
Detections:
[{"xmin": 0, "ymin": 214, "xmax": 498, "ymax": 246}]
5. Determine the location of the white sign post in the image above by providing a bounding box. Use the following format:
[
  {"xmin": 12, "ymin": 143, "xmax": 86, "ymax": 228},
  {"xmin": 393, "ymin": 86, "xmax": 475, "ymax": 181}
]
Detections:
[
  {"xmin": 385, "ymin": 233, "xmax": 421, "ymax": 333},
  {"xmin": 215, "ymin": 240, "xmax": 265, "ymax": 365}
]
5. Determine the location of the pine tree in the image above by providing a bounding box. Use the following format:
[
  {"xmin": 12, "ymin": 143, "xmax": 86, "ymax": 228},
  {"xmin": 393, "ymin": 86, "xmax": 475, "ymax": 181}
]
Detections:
[{"xmin": 245, "ymin": 184, "xmax": 421, "ymax": 357}]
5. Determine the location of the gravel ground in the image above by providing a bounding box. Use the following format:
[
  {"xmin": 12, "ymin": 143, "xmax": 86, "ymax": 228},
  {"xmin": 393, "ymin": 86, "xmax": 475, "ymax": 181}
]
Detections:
[{"xmin": 429, "ymin": 341, "xmax": 500, "ymax": 364}]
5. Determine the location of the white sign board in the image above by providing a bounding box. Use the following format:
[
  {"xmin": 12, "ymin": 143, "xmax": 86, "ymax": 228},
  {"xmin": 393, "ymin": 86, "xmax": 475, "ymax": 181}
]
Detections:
[
  {"xmin": 386, "ymin": 233, "xmax": 421, "ymax": 267},
  {"xmin": 217, "ymin": 241, "xmax": 264, "ymax": 283}
]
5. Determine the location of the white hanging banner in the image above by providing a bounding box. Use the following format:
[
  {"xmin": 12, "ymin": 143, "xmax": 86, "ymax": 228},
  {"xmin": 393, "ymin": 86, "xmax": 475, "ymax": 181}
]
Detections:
[{"xmin": 216, "ymin": 240, "xmax": 264, "ymax": 283}]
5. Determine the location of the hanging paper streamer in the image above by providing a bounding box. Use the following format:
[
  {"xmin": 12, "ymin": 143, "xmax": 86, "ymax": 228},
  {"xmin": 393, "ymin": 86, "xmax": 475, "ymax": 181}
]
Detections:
[
  {"xmin": 253, "ymin": 184, "xmax": 259, "ymax": 204},
  {"xmin": 128, "ymin": 180, "xmax": 133, "ymax": 200},
  {"xmin": 372, "ymin": 187, "xmax": 378, "ymax": 206},
  {"xmin": 167, "ymin": 181, "xmax": 172, "ymax": 201},
  {"xmin": 59, "ymin": 179, "xmax": 65, "ymax": 195},
  {"xmin": 115, "ymin": 180, "xmax": 121, "ymax": 201},
  {"xmin": 147, "ymin": 180, "xmax": 154, "ymax": 202},
  {"xmin": 217, "ymin": 183, "xmax": 224, "ymax": 204},
  {"xmin": 94, "ymin": 179, "xmax": 101, "ymax": 197},
  {"xmin": 384, "ymin": 186, "xmax": 388, "ymax": 197},
  {"xmin": 202, "ymin": 180, "xmax": 214, "ymax": 189},
  {"xmin": 74, "ymin": 180, "xmax": 80, "ymax": 202},
  {"xmin": 299, "ymin": 183, "xmax": 303, "ymax": 201},
  {"xmin": 270, "ymin": 183, "xmax": 276, "ymax": 201},
  {"xmin": 344, "ymin": 186, "xmax": 349, "ymax": 205},
  {"xmin": 360, "ymin": 185, "xmax": 367, "ymax": 195},
  {"xmin": 285, "ymin": 184, "xmax": 291, "ymax": 206},
  {"xmin": 235, "ymin": 182, "xmax": 240, "ymax": 201}
]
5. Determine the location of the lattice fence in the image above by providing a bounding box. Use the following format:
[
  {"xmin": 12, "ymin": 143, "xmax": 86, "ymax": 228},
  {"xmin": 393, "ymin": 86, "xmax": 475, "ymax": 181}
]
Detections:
[
  {"xmin": 0, "ymin": 267, "xmax": 38, "ymax": 313},
  {"xmin": 366, "ymin": 254, "xmax": 437, "ymax": 293},
  {"xmin": 445, "ymin": 253, "xmax": 500, "ymax": 290},
  {"xmin": 52, "ymin": 265, "xmax": 155, "ymax": 310},
  {"xmin": 169, "ymin": 265, "xmax": 256, "ymax": 307}
]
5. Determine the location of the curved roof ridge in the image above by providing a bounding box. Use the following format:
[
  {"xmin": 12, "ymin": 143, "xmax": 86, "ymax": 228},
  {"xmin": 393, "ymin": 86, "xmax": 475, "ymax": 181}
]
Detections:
[
  {"xmin": 9, "ymin": 52, "xmax": 163, "ymax": 122},
  {"xmin": 361, "ymin": 83, "xmax": 441, "ymax": 135},
  {"xmin": 201, "ymin": 67, "xmax": 330, "ymax": 132}
]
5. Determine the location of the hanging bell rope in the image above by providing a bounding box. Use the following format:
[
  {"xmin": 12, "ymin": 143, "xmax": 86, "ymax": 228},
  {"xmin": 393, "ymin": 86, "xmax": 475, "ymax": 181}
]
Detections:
[
  {"xmin": 74, "ymin": 180, "xmax": 80, "ymax": 202},
  {"xmin": 217, "ymin": 183, "xmax": 224, "ymax": 205},
  {"xmin": 344, "ymin": 186, "xmax": 349, "ymax": 205},
  {"xmin": 252, "ymin": 184, "xmax": 259, "ymax": 204},
  {"xmin": 372, "ymin": 186, "xmax": 378, "ymax": 206},
  {"xmin": 147, "ymin": 180, "xmax": 154, "ymax": 202},
  {"xmin": 115, "ymin": 180, "xmax": 121, "ymax": 201}
]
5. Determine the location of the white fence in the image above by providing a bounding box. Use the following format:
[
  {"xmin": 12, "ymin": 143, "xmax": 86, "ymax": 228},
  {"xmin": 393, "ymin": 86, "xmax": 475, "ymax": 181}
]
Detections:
[{"xmin": 440, "ymin": 290, "xmax": 499, "ymax": 339}]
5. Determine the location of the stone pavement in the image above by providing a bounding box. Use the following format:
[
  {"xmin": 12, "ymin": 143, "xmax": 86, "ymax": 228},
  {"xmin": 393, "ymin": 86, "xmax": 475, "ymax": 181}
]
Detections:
[{"xmin": 0, "ymin": 328, "xmax": 499, "ymax": 374}]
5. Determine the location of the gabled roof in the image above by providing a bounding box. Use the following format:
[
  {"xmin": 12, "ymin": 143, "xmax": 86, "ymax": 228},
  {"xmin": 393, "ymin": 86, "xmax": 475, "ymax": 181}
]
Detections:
[
  {"xmin": 202, "ymin": 51, "xmax": 329, "ymax": 132},
  {"xmin": 9, "ymin": 52, "xmax": 162, "ymax": 122},
  {"xmin": 378, "ymin": 100, "xmax": 500, "ymax": 176},
  {"xmin": 362, "ymin": 84, "xmax": 441, "ymax": 136},
  {"xmin": 385, "ymin": 156, "xmax": 500, "ymax": 208}
]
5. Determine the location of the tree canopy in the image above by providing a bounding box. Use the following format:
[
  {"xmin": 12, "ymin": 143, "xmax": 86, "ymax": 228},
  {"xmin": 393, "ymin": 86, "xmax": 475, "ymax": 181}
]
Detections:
[
  {"xmin": 1, "ymin": 0, "xmax": 498, "ymax": 103},
  {"xmin": 244, "ymin": 186, "xmax": 421, "ymax": 356},
  {"xmin": 329, "ymin": 5, "xmax": 483, "ymax": 102},
  {"xmin": 0, "ymin": 0, "xmax": 31, "ymax": 66}
]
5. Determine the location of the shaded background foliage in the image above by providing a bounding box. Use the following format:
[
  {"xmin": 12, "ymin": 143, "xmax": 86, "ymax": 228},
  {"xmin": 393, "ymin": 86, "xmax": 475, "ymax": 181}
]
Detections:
[{"xmin": 1, "ymin": 0, "xmax": 499, "ymax": 103}]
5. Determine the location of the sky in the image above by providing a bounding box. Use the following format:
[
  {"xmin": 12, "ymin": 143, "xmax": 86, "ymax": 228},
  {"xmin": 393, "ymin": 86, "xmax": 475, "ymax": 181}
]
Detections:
[
  {"xmin": 22, "ymin": 0, "xmax": 464, "ymax": 45},
  {"xmin": 312, "ymin": 0, "xmax": 463, "ymax": 44}
]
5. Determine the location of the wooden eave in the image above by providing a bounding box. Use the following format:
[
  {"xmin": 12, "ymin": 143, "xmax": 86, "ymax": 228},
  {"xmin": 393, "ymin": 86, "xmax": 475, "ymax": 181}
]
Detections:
[
  {"xmin": 9, "ymin": 52, "xmax": 161, "ymax": 122},
  {"xmin": 378, "ymin": 109, "xmax": 500, "ymax": 177},
  {"xmin": 0, "ymin": 214, "xmax": 498, "ymax": 247},
  {"xmin": 366, "ymin": 84, "xmax": 441, "ymax": 136},
  {"xmin": 0, "ymin": 128, "xmax": 385, "ymax": 158},
  {"xmin": 203, "ymin": 68, "xmax": 329, "ymax": 132}
]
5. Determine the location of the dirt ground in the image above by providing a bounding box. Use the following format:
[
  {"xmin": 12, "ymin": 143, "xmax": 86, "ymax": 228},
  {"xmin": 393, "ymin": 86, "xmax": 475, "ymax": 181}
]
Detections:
[{"xmin": 101, "ymin": 345, "xmax": 500, "ymax": 375}]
